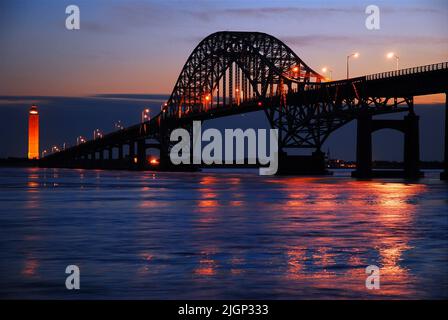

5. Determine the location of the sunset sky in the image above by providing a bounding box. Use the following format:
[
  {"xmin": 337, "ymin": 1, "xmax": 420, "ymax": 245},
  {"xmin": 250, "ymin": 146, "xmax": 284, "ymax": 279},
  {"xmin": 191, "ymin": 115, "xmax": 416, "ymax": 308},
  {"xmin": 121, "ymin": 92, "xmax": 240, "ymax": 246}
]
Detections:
[
  {"xmin": 0, "ymin": 0, "xmax": 447, "ymax": 96},
  {"xmin": 0, "ymin": 0, "xmax": 447, "ymax": 159}
]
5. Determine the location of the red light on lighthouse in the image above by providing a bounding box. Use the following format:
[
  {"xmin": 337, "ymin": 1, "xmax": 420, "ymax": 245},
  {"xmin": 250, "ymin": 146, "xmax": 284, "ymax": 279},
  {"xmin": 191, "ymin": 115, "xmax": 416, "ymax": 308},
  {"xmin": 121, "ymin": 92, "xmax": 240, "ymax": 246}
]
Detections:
[{"xmin": 28, "ymin": 105, "xmax": 39, "ymax": 159}]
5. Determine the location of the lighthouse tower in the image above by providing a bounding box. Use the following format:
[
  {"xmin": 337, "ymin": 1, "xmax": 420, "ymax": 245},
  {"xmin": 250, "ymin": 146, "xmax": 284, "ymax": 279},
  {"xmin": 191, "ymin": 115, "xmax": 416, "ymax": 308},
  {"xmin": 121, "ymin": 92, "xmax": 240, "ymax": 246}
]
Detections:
[{"xmin": 28, "ymin": 105, "xmax": 39, "ymax": 159}]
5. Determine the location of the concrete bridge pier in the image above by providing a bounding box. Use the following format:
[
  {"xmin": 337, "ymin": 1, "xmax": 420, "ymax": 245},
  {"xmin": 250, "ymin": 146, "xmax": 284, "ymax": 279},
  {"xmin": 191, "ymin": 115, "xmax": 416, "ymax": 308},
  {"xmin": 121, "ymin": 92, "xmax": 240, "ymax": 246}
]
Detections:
[
  {"xmin": 129, "ymin": 141, "xmax": 136, "ymax": 166},
  {"xmin": 352, "ymin": 112, "xmax": 372, "ymax": 178},
  {"xmin": 404, "ymin": 112, "xmax": 421, "ymax": 179},
  {"xmin": 442, "ymin": 92, "xmax": 448, "ymax": 180},
  {"xmin": 118, "ymin": 144, "xmax": 123, "ymax": 160},
  {"xmin": 108, "ymin": 147, "xmax": 113, "ymax": 161},
  {"xmin": 352, "ymin": 110, "xmax": 422, "ymax": 179},
  {"xmin": 137, "ymin": 139, "xmax": 146, "ymax": 169},
  {"xmin": 276, "ymin": 150, "xmax": 330, "ymax": 175}
]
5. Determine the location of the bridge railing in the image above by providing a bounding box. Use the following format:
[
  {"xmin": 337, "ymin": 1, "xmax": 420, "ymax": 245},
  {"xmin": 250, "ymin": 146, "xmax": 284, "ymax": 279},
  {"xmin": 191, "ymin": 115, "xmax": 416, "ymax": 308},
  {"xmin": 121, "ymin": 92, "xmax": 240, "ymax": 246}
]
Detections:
[{"xmin": 366, "ymin": 62, "xmax": 448, "ymax": 81}]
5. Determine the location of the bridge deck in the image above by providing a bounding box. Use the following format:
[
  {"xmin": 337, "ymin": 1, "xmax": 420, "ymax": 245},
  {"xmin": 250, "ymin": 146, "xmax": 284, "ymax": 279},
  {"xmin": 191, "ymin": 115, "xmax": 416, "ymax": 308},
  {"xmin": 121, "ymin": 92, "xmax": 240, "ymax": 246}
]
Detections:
[{"xmin": 43, "ymin": 62, "xmax": 448, "ymax": 160}]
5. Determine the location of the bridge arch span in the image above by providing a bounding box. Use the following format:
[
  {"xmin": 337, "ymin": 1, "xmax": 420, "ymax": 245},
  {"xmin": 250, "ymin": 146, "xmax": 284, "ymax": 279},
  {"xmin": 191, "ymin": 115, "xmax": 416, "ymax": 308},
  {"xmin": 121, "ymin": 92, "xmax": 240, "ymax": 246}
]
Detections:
[{"xmin": 164, "ymin": 31, "xmax": 324, "ymax": 118}]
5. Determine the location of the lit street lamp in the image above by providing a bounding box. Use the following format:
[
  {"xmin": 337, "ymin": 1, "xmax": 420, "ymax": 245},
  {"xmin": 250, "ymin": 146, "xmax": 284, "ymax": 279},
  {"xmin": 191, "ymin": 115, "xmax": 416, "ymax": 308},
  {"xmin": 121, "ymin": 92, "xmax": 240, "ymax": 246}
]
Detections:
[
  {"xmin": 322, "ymin": 67, "xmax": 333, "ymax": 81},
  {"xmin": 346, "ymin": 52, "xmax": 359, "ymax": 79},
  {"xmin": 93, "ymin": 129, "xmax": 103, "ymax": 140},
  {"xmin": 291, "ymin": 66, "xmax": 300, "ymax": 78},
  {"xmin": 42, "ymin": 149, "xmax": 48, "ymax": 158},
  {"xmin": 204, "ymin": 93, "xmax": 211, "ymax": 110},
  {"xmin": 114, "ymin": 120, "xmax": 124, "ymax": 130},
  {"xmin": 77, "ymin": 136, "xmax": 86, "ymax": 145},
  {"xmin": 387, "ymin": 52, "xmax": 400, "ymax": 71},
  {"xmin": 141, "ymin": 108, "xmax": 151, "ymax": 123}
]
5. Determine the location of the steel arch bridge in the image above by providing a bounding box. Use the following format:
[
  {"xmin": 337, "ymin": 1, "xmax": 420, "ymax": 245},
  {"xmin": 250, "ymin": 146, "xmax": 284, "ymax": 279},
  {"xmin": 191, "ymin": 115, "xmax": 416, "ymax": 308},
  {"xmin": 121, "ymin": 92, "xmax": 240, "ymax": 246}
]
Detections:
[
  {"xmin": 42, "ymin": 31, "xmax": 448, "ymax": 177},
  {"xmin": 161, "ymin": 31, "xmax": 326, "ymax": 149}
]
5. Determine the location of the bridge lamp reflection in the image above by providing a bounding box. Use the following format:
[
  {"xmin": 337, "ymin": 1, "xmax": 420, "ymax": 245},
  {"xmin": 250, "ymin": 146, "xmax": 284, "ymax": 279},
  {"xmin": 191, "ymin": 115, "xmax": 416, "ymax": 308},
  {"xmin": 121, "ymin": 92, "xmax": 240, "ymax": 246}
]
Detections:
[
  {"xmin": 387, "ymin": 52, "xmax": 399, "ymax": 71},
  {"xmin": 346, "ymin": 52, "xmax": 359, "ymax": 79}
]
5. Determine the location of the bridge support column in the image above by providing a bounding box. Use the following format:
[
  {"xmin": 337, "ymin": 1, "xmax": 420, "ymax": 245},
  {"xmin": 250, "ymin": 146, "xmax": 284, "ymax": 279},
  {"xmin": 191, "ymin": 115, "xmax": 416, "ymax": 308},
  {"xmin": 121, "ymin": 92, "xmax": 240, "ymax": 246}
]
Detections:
[
  {"xmin": 118, "ymin": 144, "xmax": 123, "ymax": 160},
  {"xmin": 129, "ymin": 141, "xmax": 136, "ymax": 165},
  {"xmin": 442, "ymin": 93, "xmax": 448, "ymax": 180},
  {"xmin": 137, "ymin": 139, "xmax": 146, "ymax": 169},
  {"xmin": 404, "ymin": 112, "xmax": 421, "ymax": 179},
  {"xmin": 276, "ymin": 150, "xmax": 329, "ymax": 175},
  {"xmin": 108, "ymin": 148, "xmax": 113, "ymax": 160},
  {"xmin": 352, "ymin": 113, "xmax": 372, "ymax": 178}
]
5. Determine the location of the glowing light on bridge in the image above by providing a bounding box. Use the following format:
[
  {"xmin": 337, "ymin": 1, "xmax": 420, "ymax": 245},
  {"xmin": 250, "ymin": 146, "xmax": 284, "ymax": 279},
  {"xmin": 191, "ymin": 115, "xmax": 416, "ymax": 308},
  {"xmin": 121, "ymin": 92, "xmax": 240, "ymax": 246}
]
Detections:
[
  {"xmin": 77, "ymin": 136, "xmax": 86, "ymax": 145},
  {"xmin": 204, "ymin": 93, "xmax": 212, "ymax": 110},
  {"xmin": 141, "ymin": 109, "xmax": 151, "ymax": 123},
  {"xmin": 93, "ymin": 129, "xmax": 103, "ymax": 140},
  {"xmin": 114, "ymin": 120, "xmax": 124, "ymax": 130},
  {"xmin": 387, "ymin": 52, "xmax": 400, "ymax": 71},
  {"xmin": 149, "ymin": 157, "xmax": 159, "ymax": 165},
  {"xmin": 235, "ymin": 89, "xmax": 242, "ymax": 105},
  {"xmin": 321, "ymin": 67, "xmax": 333, "ymax": 81}
]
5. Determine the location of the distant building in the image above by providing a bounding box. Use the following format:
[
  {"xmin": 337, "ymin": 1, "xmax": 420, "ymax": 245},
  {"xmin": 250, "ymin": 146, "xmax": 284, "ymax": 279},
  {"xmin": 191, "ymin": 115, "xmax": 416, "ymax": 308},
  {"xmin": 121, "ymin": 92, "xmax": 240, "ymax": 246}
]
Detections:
[{"xmin": 28, "ymin": 105, "xmax": 39, "ymax": 159}]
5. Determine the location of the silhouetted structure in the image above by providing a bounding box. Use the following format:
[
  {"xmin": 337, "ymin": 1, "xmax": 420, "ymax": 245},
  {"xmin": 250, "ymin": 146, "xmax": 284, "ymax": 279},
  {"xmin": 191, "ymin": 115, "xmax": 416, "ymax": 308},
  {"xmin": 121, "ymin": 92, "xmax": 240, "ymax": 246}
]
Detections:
[{"xmin": 41, "ymin": 32, "xmax": 448, "ymax": 179}]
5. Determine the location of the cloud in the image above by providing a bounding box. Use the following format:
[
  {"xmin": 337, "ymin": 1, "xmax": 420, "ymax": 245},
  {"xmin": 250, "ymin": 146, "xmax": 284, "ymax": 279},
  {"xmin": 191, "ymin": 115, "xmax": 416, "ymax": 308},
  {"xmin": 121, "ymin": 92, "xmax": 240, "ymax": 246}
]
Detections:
[
  {"xmin": 0, "ymin": 96, "xmax": 48, "ymax": 106},
  {"xmin": 78, "ymin": 2, "xmax": 447, "ymax": 34},
  {"xmin": 92, "ymin": 93, "xmax": 168, "ymax": 102},
  {"xmin": 282, "ymin": 34, "xmax": 448, "ymax": 47},
  {"xmin": 187, "ymin": 5, "xmax": 444, "ymax": 21}
]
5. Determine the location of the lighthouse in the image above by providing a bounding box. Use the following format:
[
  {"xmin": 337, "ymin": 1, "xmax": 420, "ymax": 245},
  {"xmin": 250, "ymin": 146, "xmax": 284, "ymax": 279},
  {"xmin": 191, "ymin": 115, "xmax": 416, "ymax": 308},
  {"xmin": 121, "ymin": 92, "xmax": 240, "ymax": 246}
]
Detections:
[{"xmin": 28, "ymin": 105, "xmax": 39, "ymax": 159}]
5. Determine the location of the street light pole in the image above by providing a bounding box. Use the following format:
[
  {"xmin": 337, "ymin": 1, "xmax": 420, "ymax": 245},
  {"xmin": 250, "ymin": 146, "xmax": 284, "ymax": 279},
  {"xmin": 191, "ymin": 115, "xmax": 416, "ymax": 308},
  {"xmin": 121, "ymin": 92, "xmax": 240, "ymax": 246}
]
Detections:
[
  {"xmin": 346, "ymin": 55, "xmax": 349, "ymax": 79},
  {"xmin": 346, "ymin": 52, "xmax": 359, "ymax": 79}
]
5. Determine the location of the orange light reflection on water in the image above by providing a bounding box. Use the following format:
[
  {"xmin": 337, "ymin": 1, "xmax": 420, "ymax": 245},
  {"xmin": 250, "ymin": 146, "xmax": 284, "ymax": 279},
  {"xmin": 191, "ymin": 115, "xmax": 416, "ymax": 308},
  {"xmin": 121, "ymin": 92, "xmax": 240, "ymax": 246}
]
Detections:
[{"xmin": 268, "ymin": 177, "xmax": 425, "ymax": 297}]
